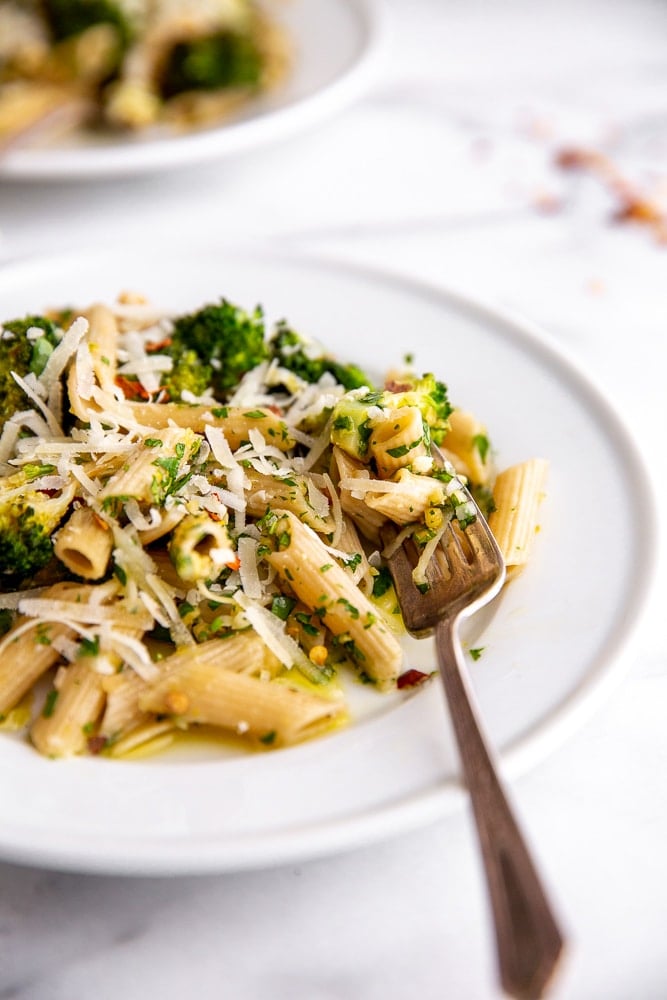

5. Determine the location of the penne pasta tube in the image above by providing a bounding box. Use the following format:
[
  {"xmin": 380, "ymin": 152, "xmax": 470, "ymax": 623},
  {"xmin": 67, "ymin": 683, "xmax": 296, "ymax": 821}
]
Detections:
[
  {"xmin": 442, "ymin": 409, "xmax": 494, "ymax": 486},
  {"xmin": 264, "ymin": 511, "xmax": 403, "ymax": 688},
  {"xmin": 488, "ymin": 458, "xmax": 549, "ymax": 573},
  {"xmin": 96, "ymin": 426, "xmax": 200, "ymax": 509},
  {"xmin": 85, "ymin": 303, "xmax": 120, "ymax": 393},
  {"xmin": 99, "ymin": 669, "xmax": 151, "ymax": 743},
  {"xmin": 0, "ymin": 620, "xmax": 73, "ymax": 718},
  {"xmin": 122, "ymin": 403, "xmax": 295, "ymax": 451},
  {"xmin": 362, "ymin": 469, "xmax": 446, "ymax": 526},
  {"xmin": 140, "ymin": 652, "xmax": 343, "ymax": 748},
  {"xmin": 54, "ymin": 506, "xmax": 114, "ymax": 580},
  {"xmin": 31, "ymin": 659, "xmax": 105, "ymax": 758},
  {"xmin": 369, "ymin": 406, "xmax": 429, "ymax": 478},
  {"xmin": 0, "ymin": 583, "xmax": 97, "ymax": 717},
  {"xmin": 246, "ymin": 469, "xmax": 334, "ymax": 534},
  {"xmin": 168, "ymin": 512, "xmax": 236, "ymax": 583},
  {"xmin": 331, "ymin": 447, "xmax": 387, "ymax": 544}
]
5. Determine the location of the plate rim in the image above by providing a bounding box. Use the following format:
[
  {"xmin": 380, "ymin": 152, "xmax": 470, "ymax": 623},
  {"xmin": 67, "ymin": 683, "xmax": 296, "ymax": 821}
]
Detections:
[
  {"xmin": 0, "ymin": 245, "xmax": 657, "ymax": 874},
  {"xmin": 0, "ymin": 0, "xmax": 384, "ymax": 182}
]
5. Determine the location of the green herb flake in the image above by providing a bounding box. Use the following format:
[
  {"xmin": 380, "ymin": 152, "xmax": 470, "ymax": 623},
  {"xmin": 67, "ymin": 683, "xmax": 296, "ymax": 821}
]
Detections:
[
  {"xmin": 259, "ymin": 730, "xmax": 277, "ymax": 745},
  {"xmin": 80, "ymin": 635, "xmax": 100, "ymax": 657},
  {"xmin": 270, "ymin": 595, "xmax": 296, "ymax": 621},
  {"xmin": 469, "ymin": 647, "xmax": 485, "ymax": 661},
  {"xmin": 35, "ymin": 625, "xmax": 52, "ymax": 646},
  {"xmin": 472, "ymin": 434, "xmax": 491, "ymax": 463},
  {"xmin": 372, "ymin": 567, "xmax": 393, "ymax": 598},
  {"xmin": 42, "ymin": 690, "xmax": 59, "ymax": 719},
  {"xmin": 387, "ymin": 436, "xmax": 423, "ymax": 459},
  {"xmin": 295, "ymin": 612, "xmax": 319, "ymax": 636}
]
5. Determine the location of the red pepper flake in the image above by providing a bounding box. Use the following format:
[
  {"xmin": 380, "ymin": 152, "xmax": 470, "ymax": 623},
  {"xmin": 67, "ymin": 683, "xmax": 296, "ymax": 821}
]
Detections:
[
  {"xmin": 397, "ymin": 668, "xmax": 432, "ymax": 689},
  {"xmin": 555, "ymin": 145, "xmax": 667, "ymax": 243},
  {"xmin": 145, "ymin": 336, "xmax": 172, "ymax": 352},
  {"xmin": 115, "ymin": 375, "xmax": 151, "ymax": 401},
  {"xmin": 385, "ymin": 380, "xmax": 413, "ymax": 394},
  {"xmin": 87, "ymin": 735, "xmax": 108, "ymax": 755}
]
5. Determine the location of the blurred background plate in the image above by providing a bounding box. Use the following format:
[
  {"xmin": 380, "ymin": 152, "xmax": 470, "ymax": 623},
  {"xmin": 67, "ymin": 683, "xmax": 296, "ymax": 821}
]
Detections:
[{"xmin": 0, "ymin": 0, "xmax": 382, "ymax": 182}]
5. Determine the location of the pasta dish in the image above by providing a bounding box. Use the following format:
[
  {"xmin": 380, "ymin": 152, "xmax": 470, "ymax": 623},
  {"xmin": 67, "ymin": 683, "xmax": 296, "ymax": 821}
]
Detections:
[
  {"xmin": 0, "ymin": 0, "xmax": 288, "ymax": 149},
  {"xmin": 0, "ymin": 291, "xmax": 547, "ymax": 759}
]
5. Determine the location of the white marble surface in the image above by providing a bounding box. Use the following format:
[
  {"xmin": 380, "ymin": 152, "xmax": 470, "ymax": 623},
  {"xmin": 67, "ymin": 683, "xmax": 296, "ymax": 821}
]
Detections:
[{"xmin": 1, "ymin": 1, "xmax": 666, "ymax": 997}]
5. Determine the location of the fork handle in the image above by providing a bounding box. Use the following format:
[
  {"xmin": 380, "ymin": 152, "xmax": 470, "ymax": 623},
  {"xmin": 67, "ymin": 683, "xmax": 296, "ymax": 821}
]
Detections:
[{"xmin": 435, "ymin": 619, "xmax": 565, "ymax": 1000}]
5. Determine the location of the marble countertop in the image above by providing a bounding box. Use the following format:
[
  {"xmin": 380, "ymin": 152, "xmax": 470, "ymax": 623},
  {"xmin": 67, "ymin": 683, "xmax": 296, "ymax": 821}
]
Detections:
[{"xmin": 1, "ymin": 1, "xmax": 666, "ymax": 997}]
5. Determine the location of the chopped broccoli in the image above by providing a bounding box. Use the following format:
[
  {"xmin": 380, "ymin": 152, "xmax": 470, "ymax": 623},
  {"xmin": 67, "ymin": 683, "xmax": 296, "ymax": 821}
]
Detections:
[
  {"xmin": 0, "ymin": 315, "xmax": 60, "ymax": 427},
  {"xmin": 168, "ymin": 299, "xmax": 268, "ymax": 398},
  {"xmin": 383, "ymin": 372, "xmax": 453, "ymax": 445},
  {"xmin": 0, "ymin": 500, "xmax": 56, "ymax": 584},
  {"xmin": 160, "ymin": 347, "xmax": 211, "ymax": 402},
  {"xmin": 330, "ymin": 375, "xmax": 453, "ymax": 465},
  {"xmin": 0, "ymin": 466, "xmax": 73, "ymax": 585},
  {"xmin": 330, "ymin": 391, "xmax": 379, "ymax": 460},
  {"xmin": 268, "ymin": 323, "xmax": 373, "ymax": 391},
  {"xmin": 159, "ymin": 31, "xmax": 263, "ymax": 99},
  {"xmin": 41, "ymin": 0, "xmax": 132, "ymax": 46}
]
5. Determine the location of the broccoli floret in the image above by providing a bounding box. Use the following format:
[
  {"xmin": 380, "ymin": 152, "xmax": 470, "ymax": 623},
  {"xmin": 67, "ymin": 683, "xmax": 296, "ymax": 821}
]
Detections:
[
  {"xmin": 160, "ymin": 347, "xmax": 211, "ymax": 402},
  {"xmin": 384, "ymin": 372, "xmax": 453, "ymax": 445},
  {"xmin": 41, "ymin": 0, "xmax": 132, "ymax": 45},
  {"xmin": 330, "ymin": 375, "xmax": 453, "ymax": 465},
  {"xmin": 0, "ymin": 315, "xmax": 60, "ymax": 427},
  {"xmin": 0, "ymin": 466, "xmax": 73, "ymax": 586},
  {"xmin": 169, "ymin": 299, "xmax": 268, "ymax": 398},
  {"xmin": 268, "ymin": 323, "xmax": 373, "ymax": 392},
  {"xmin": 0, "ymin": 504, "xmax": 53, "ymax": 582},
  {"xmin": 159, "ymin": 31, "xmax": 263, "ymax": 99},
  {"xmin": 330, "ymin": 391, "xmax": 380, "ymax": 460}
]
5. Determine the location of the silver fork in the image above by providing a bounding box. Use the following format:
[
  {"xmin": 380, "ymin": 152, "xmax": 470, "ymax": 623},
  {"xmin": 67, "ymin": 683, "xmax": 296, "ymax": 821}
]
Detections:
[{"xmin": 381, "ymin": 495, "xmax": 565, "ymax": 1000}]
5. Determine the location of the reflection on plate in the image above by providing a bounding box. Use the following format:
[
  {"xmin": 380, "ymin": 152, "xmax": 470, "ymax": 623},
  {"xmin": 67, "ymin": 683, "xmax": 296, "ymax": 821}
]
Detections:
[
  {"xmin": 0, "ymin": 0, "xmax": 380, "ymax": 181},
  {"xmin": 0, "ymin": 247, "xmax": 655, "ymax": 874}
]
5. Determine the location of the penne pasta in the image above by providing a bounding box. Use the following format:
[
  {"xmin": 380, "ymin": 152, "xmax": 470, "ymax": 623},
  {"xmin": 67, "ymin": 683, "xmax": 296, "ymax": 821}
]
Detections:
[
  {"xmin": 139, "ymin": 639, "xmax": 343, "ymax": 748},
  {"xmin": 31, "ymin": 658, "xmax": 106, "ymax": 758},
  {"xmin": 265, "ymin": 511, "xmax": 403, "ymax": 689},
  {"xmin": 54, "ymin": 506, "xmax": 114, "ymax": 580},
  {"xmin": 0, "ymin": 289, "xmax": 547, "ymax": 761},
  {"xmin": 488, "ymin": 459, "xmax": 549, "ymax": 574}
]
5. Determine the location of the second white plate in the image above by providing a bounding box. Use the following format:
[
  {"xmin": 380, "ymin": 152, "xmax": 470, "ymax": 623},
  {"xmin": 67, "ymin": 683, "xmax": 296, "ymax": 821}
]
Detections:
[{"xmin": 0, "ymin": 0, "xmax": 381, "ymax": 181}]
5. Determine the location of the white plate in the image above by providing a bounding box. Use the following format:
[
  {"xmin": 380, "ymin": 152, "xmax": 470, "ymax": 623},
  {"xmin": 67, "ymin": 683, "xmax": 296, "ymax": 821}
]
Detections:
[
  {"xmin": 0, "ymin": 247, "xmax": 655, "ymax": 874},
  {"xmin": 0, "ymin": 0, "xmax": 380, "ymax": 181}
]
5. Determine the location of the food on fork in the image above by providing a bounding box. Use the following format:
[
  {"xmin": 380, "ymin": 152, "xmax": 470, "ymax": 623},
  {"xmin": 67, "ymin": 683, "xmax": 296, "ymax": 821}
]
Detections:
[
  {"xmin": 0, "ymin": 0, "xmax": 289, "ymax": 147},
  {"xmin": 0, "ymin": 290, "xmax": 546, "ymax": 758}
]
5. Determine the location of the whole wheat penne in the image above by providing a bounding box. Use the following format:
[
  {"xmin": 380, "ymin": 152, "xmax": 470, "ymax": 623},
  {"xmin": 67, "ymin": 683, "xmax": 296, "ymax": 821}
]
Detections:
[
  {"xmin": 265, "ymin": 511, "xmax": 402, "ymax": 689},
  {"xmin": 246, "ymin": 469, "xmax": 334, "ymax": 534},
  {"xmin": 54, "ymin": 506, "xmax": 114, "ymax": 579},
  {"xmin": 442, "ymin": 409, "xmax": 494, "ymax": 486},
  {"xmin": 122, "ymin": 403, "xmax": 295, "ymax": 451},
  {"xmin": 31, "ymin": 658, "xmax": 106, "ymax": 758},
  {"xmin": 488, "ymin": 458, "xmax": 549, "ymax": 573},
  {"xmin": 369, "ymin": 406, "xmax": 429, "ymax": 478},
  {"xmin": 140, "ymin": 654, "xmax": 343, "ymax": 747}
]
